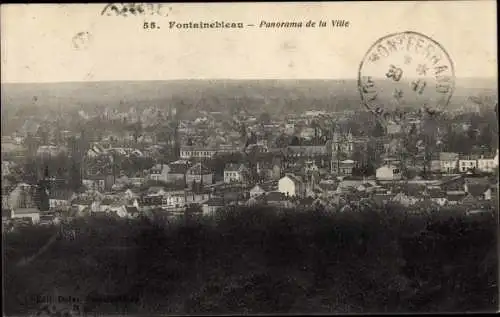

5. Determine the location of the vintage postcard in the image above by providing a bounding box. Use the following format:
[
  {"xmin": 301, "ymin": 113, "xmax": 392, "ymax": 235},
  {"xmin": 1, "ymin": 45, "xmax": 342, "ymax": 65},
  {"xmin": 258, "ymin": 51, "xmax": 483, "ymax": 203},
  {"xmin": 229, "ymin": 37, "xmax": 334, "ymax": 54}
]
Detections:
[{"xmin": 1, "ymin": 1, "xmax": 498, "ymax": 316}]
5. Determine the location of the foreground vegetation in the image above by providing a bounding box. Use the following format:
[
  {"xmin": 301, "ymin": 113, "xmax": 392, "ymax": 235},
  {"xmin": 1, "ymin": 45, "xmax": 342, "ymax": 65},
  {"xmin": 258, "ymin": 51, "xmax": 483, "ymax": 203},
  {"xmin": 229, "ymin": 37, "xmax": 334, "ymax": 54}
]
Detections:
[{"xmin": 4, "ymin": 206, "xmax": 498, "ymax": 315}]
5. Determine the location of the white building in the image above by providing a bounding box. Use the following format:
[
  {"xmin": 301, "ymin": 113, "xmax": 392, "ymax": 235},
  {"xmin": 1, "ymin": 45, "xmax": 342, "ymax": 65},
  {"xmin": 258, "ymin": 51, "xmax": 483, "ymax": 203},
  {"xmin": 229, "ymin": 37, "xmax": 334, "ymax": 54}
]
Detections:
[
  {"xmin": 439, "ymin": 152, "xmax": 459, "ymax": 174},
  {"xmin": 477, "ymin": 150, "xmax": 499, "ymax": 173},
  {"xmin": 11, "ymin": 208, "xmax": 40, "ymax": 223},
  {"xmin": 458, "ymin": 158, "xmax": 478, "ymax": 173},
  {"xmin": 224, "ymin": 164, "xmax": 248, "ymax": 183},
  {"xmin": 376, "ymin": 165, "xmax": 402, "ymax": 181},
  {"xmin": 149, "ymin": 164, "xmax": 171, "ymax": 183},
  {"xmin": 180, "ymin": 147, "xmax": 217, "ymax": 160},
  {"xmin": 278, "ymin": 174, "xmax": 305, "ymax": 197}
]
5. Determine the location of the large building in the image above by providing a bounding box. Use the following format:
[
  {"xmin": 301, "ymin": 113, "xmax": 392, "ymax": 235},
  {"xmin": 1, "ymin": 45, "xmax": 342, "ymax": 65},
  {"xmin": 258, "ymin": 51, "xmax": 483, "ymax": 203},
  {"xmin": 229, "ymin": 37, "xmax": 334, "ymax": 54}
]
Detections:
[{"xmin": 180, "ymin": 146, "xmax": 217, "ymax": 160}]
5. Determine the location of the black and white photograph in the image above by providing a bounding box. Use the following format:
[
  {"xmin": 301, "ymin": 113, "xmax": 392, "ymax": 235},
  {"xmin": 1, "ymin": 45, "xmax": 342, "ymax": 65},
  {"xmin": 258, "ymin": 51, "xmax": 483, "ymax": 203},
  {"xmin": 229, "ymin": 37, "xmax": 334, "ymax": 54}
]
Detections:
[{"xmin": 1, "ymin": 2, "xmax": 498, "ymax": 316}]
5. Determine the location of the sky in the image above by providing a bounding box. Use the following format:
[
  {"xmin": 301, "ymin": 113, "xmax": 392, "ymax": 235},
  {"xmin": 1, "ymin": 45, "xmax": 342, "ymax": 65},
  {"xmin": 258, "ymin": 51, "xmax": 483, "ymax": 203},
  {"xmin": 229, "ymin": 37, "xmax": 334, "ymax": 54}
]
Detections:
[{"xmin": 1, "ymin": 1, "xmax": 497, "ymax": 83}]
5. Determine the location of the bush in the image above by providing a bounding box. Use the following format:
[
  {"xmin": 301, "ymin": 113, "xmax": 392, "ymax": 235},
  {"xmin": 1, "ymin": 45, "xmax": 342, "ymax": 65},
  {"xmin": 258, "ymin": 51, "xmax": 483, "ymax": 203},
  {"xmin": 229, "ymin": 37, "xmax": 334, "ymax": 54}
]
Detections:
[{"xmin": 3, "ymin": 205, "xmax": 498, "ymax": 314}]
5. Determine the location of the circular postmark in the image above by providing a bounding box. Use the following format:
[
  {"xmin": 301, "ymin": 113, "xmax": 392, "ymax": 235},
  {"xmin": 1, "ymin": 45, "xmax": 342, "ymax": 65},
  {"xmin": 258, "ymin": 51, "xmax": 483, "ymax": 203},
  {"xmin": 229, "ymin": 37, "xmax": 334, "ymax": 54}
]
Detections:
[{"xmin": 358, "ymin": 31, "xmax": 455, "ymax": 121}]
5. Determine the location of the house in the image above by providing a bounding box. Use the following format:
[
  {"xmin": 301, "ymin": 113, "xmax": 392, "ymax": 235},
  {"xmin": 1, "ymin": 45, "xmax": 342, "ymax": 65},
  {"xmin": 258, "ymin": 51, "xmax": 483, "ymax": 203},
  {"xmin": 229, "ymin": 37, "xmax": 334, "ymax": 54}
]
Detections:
[
  {"xmin": 86, "ymin": 143, "xmax": 106, "ymax": 158},
  {"xmin": 2, "ymin": 208, "xmax": 12, "ymax": 222},
  {"xmin": 138, "ymin": 196, "xmax": 163, "ymax": 211},
  {"xmin": 446, "ymin": 192, "xmax": 467, "ymax": 205},
  {"xmin": 180, "ymin": 146, "xmax": 217, "ymax": 160},
  {"xmin": 168, "ymin": 160, "xmax": 190, "ymax": 183},
  {"xmin": 163, "ymin": 192, "xmax": 186, "ymax": 208},
  {"xmin": 458, "ymin": 155, "xmax": 480, "ymax": 173},
  {"xmin": 278, "ymin": 174, "xmax": 305, "ymax": 197},
  {"xmin": 98, "ymin": 197, "xmax": 116, "ymax": 212},
  {"xmin": 464, "ymin": 178, "xmax": 492, "ymax": 201},
  {"xmin": 439, "ymin": 152, "xmax": 459, "ymax": 174},
  {"xmin": 372, "ymin": 193, "xmax": 396, "ymax": 205},
  {"xmin": 71, "ymin": 197, "xmax": 93, "ymax": 213},
  {"xmin": 256, "ymin": 158, "xmax": 282, "ymax": 181},
  {"xmin": 336, "ymin": 177, "xmax": 372, "ymax": 194},
  {"xmin": 461, "ymin": 193, "xmax": 480, "ymax": 208},
  {"xmin": 331, "ymin": 159, "xmax": 356, "ymax": 176},
  {"xmin": 129, "ymin": 177, "xmax": 146, "ymax": 187},
  {"xmin": 146, "ymin": 186, "xmax": 169, "ymax": 197},
  {"xmin": 7, "ymin": 183, "xmax": 37, "ymax": 210},
  {"xmin": 149, "ymin": 164, "xmax": 171, "ymax": 183},
  {"xmin": 185, "ymin": 190, "xmax": 211, "ymax": 204},
  {"xmin": 249, "ymin": 181, "xmax": 278, "ymax": 197},
  {"xmin": 477, "ymin": 150, "xmax": 499, "ymax": 173},
  {"xmin": 186, "ymin": 163, "xmax": 213, "ymax": 185},
  {"xmin": 264, "ymin": 191, "xmax": 294, "ymax": 208},
  {"xmin": 391, "ymin": 192, "xmax": 420, "ymax": 207},
  {"xmin": 2, "ymin": 161, "xmax": 14, "ymax": 177},
  {"xmin": 122, "ymin": 188, "xmax": 140, "ymax": 200},
  {"xmin": 288, "ymin": 145, "xmax": 328, "ymax": 157},
  {"xmin": 357, "ymin": 182, "xmax": 375, "ymax": 193},
  {"xmin": 11, "ymin": 208, "xmax": 41, "ymax": 224},
  {"xmin": 224, "ymin": 164, "xmax": 249, "ymax": 184},
  {"xmin": 202, "ymin": 197, "xmax": 225, "ymax": 216},
  {"xmin": 48, "ymin": 190, "xmax": 75, "ymax": 211},
  {"xmin": 425, "ymin": 188, "xmax": 448, "ymax": 206},
  {"xmin": 317, "ymin": 179, "xmax": 338, "ymax": 197},
  {"xmin": 114, "ymin": 205, "xmax": 139, "ymax": 218},
  {"xmin": 376, "ymin": 165, "xmax": 402, "ymax": 181}
]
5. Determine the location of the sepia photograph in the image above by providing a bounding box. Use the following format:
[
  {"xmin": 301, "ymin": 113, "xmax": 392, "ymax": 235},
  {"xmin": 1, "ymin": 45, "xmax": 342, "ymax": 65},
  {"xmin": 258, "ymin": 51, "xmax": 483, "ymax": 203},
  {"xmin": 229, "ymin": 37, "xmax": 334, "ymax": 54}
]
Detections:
[{"xmin": 1, "ymin": 2, "xmax": 498, "ymax": 316}]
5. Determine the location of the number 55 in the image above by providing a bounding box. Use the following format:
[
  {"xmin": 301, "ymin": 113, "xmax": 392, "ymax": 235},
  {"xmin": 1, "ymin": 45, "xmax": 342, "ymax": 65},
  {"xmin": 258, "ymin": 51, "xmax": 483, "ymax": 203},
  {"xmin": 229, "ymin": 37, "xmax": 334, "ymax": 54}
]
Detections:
[{"xmin": 143, "ymin": 22, "xmax": 157, "ymax": 29}]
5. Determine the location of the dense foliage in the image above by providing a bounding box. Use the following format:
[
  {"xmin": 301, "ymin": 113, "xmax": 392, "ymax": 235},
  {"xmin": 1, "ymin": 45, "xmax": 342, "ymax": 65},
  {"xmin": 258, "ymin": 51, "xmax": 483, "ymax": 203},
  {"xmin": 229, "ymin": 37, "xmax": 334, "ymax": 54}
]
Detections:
[{"xmin": 3, "ymin": 206, "xmax": 498, "ymax": 315}]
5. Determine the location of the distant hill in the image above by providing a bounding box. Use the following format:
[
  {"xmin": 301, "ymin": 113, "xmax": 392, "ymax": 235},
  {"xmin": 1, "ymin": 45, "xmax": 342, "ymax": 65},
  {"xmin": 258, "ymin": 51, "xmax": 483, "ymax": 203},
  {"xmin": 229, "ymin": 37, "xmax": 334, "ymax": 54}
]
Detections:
[{"xmin": 1, "ymin": 78, "xmax": 497, "ymax": 119}]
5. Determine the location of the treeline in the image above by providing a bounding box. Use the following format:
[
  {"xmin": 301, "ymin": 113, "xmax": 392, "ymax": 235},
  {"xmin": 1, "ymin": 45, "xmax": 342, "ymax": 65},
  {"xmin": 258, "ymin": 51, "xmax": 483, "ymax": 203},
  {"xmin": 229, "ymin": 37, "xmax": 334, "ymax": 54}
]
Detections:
[{"xmin": 3, "ymin": 206, "xmax": 498, "ymax": 315}]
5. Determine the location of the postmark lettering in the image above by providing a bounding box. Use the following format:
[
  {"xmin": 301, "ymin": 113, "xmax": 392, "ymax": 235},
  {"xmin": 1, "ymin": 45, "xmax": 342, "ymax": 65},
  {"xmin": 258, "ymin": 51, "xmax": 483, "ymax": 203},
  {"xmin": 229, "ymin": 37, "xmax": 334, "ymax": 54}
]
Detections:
[{"xmin": 358, "ymin": 31, "xmax": 455, "ymax": 121}]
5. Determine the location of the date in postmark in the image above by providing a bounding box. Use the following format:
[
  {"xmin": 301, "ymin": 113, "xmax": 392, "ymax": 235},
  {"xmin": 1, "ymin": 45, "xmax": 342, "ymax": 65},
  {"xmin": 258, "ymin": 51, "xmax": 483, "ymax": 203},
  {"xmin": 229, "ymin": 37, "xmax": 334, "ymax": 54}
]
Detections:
[{"xmin": 358, "ymin": 31, "xmax": 455, "ymax": 120}]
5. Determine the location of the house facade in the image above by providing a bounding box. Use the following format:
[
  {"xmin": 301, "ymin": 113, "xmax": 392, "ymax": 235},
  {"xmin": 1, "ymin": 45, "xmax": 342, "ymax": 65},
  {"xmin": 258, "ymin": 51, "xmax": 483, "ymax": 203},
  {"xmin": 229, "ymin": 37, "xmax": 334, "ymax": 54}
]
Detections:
[
  {"xmin": 180, "ymin": 146, "xmax": 217, "ymax": 160},
  {"xmin": 376, "ymin": 165, "xmax": 402, "ymax": 181},
  {"xmin": 458, "ymin": 156, "xmax": 479, "ymax": 173},
  {"xmin": 11, "ymin": 208, "xmax": 41, "ymax": 223},
  {"xmin": 439, "ymin": 152, "xmax": 459, "ymax": 174},
  {"xmin": 186, "ymin": 163, "xmax": 213, "ymax": 185},
  {"xmin": 475, "ymin": 150, "xmax": 498, "ymax": 173},
  {"xmin": 149, "ymin": 164, "xmax": 171, "ymax": 183},
  {"xmin": 224, "ymin": 164, "xmax": 248, "ymax": 183},
  {"xmin": 278, "ymin": 174, "xmax": 305, "ymax": 197}
]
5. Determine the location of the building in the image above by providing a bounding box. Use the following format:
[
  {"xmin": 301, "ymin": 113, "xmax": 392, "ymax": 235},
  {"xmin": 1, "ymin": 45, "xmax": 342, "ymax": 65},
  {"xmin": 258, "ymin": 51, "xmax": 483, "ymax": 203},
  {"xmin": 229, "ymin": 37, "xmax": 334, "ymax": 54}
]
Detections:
[
  {"xmin": 224, "ymin": 164, "xmax": 249, "ymax": 183},
  {"xmin": 458, "ymin": 155, "xmax": 480, "ymax": 173},
  {"xmin": 167, "ymin": 160, "xmax": 190, "ymax": 183},
  {"xmin": 330, "ymin": 130, "xmax": 354, "ymax": 157},
  {"xmin": 249, "ymin": 180, "xmax": 278, "ymax": 197},
  {"xmin": 11, "ymin": 208, "xmax": 41, "ymax": 223},
  {"xmin": 332, "ymin": 159, "xmax": 356, "ymax": 176},
  {"xmin": 180, "ymin": 146, "xmax": 217, "ymax": 160},
  {"xmin": 186, "ymin": 163, "xmax": 213, "ymax": 185},
  {"xmin": 288, "ymin": 145, "xmax": 328, "ymax": 158},
  {"xmin": 439, "ymin": 152, "xmax": 459, "ymax": 174},
  {"xmin": 476, "ymin": 150, "xmax": 499, "ymax": 173},
  {"xmin": 202, "ymin": 197, "xmax": 225, "ymax": 216},
  {"xmin": 376, "ymin": 165, "xmax": 402, "ymax": 181},
  {"xmin": 464, "ymin": 178, "xmax": 492, "ymax": 201},
  {"xmin": 278, "ymin": 174, "xmax": 305, "ymax": 197},
  {"xmin": 255, "ymin": 158, "xmax": 282, "ymax": 181},
  {"xmin": 149, "ymin": 164, "xmax": 171, "ymax": 183}
]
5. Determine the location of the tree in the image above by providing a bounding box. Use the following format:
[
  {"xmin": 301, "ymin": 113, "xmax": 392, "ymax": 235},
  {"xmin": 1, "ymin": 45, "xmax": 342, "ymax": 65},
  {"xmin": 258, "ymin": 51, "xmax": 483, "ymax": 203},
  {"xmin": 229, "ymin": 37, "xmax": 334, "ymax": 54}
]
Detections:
[
  {"xmin": 372, "ymin": 121, "xmax": 386, "ymax": 138},
  {"xmin": 289, "ymin": 136, "xmax": 300, "ymax": 146},
  {"xmin": 35, "ymin": 183, "xmax": 50, "ymax": 211}
]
